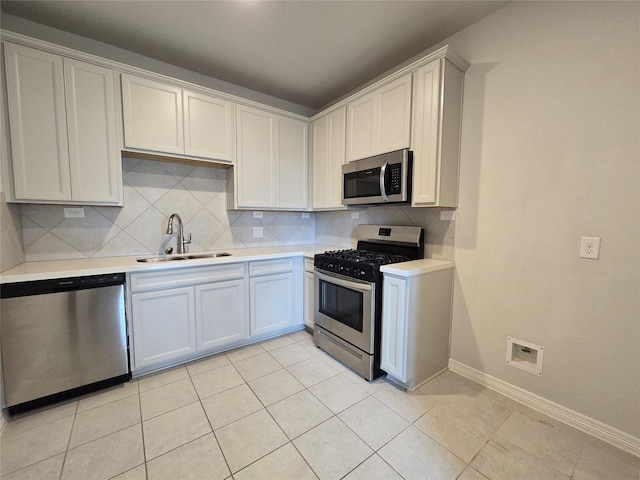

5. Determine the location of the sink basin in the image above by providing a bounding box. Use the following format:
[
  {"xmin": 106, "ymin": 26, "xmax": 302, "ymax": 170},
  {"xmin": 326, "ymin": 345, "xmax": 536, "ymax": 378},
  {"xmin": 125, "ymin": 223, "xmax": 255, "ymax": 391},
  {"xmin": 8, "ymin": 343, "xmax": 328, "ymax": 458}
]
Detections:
[
  {"xmin": 136, "ymin": 256, "xmax": 187, "ymax": 263},
  {"xmin": 185, "ymin": 252, "xmax": 232, "ymax": 259},
  {"xmin": 136, "ymin": 252, "xmax": 231, "ymax": 263}
]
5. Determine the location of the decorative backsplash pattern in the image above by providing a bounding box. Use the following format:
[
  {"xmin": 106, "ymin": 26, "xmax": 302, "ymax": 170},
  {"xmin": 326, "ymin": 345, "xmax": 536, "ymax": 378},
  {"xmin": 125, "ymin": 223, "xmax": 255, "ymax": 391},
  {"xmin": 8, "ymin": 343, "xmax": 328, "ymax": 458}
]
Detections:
[
  {"xmin": 315, "ymin": 206, "xmax": 455, "ymax": 260},
  {"xmin": 21, "ymin": 157, "xmax": 315, "ymax": 261},
  {"xmin": 18, "ymin": 157, "xmax": 455, "ymax": 262}
]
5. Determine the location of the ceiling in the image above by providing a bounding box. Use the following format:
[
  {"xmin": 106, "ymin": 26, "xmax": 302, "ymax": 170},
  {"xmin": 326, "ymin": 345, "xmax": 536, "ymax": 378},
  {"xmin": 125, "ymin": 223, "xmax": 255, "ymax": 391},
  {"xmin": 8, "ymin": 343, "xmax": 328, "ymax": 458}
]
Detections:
[{"xmin": 1, "ymin": 1, "xmax": 509, "ymax": 112}]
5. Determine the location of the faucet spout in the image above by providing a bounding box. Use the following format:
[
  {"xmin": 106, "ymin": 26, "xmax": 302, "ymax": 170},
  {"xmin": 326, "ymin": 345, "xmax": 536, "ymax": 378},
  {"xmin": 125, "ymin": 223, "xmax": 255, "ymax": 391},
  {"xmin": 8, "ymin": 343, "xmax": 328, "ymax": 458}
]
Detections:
[{"xmin": 166, "ymin": 213, "xmax": 191, "ymax": 254}]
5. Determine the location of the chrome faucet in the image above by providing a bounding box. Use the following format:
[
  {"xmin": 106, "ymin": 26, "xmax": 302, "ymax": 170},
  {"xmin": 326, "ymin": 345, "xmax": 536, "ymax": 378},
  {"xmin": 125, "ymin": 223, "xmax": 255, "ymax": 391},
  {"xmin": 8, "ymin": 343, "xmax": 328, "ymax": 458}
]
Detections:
[{"xmin": 166, "ymin": 213, "xmax": 191, "ymax": 254}]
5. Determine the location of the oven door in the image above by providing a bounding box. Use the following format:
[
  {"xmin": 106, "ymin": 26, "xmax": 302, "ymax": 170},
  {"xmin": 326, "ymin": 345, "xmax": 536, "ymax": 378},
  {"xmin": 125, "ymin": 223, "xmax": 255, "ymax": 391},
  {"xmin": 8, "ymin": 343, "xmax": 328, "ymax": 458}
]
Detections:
[{"xmin": 314, "ymin": 268, "xmax": 376, "ymax": 354}]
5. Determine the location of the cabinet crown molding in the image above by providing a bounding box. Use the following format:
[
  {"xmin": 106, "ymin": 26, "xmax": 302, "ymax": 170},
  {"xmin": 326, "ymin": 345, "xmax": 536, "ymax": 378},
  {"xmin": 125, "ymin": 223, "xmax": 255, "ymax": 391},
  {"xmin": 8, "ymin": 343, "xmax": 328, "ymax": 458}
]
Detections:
[
  {"xmin": 312, "ymin": 45, "xmax": 469, "ymax": 121},
  {"xmin": 0, "ymin": 30, "xmax": 309, "ymax": 122}
]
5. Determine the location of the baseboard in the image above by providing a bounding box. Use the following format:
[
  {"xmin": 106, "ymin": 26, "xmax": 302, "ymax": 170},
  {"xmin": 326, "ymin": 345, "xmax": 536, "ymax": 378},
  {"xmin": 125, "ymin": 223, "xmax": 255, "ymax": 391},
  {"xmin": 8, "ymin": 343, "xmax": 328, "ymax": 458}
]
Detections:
[{"xmin": 448, "ymin": 359, "xmax": 640, "ymax": 458}]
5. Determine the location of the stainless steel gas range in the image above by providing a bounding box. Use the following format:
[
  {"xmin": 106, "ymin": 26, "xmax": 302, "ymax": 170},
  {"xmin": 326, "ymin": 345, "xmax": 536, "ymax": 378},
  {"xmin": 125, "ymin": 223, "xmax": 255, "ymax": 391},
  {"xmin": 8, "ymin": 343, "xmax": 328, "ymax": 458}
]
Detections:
[{"xmin": 313, "ymin": 224, "xmax": 424, "ymax": 380}]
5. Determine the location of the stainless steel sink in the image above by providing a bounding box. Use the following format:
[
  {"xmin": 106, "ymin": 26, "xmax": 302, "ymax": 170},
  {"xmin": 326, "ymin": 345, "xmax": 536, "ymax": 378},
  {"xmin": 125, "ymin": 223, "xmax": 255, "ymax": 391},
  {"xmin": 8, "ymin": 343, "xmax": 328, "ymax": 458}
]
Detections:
[
  {"xmin": 185, "ymin": 252, "xmax": 232, "ymax": 259},
  {"xmin": 136, "ymin": 252, "xmax": 231, "ymax": 263}
]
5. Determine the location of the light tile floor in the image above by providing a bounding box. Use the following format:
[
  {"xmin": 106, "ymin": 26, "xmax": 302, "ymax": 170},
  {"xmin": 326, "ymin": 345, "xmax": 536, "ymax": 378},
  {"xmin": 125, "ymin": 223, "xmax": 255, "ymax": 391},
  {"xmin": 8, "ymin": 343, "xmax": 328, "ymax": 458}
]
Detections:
[{"xmin": 1, "ymin": 330, "xmax": 638, "ymax": 480}]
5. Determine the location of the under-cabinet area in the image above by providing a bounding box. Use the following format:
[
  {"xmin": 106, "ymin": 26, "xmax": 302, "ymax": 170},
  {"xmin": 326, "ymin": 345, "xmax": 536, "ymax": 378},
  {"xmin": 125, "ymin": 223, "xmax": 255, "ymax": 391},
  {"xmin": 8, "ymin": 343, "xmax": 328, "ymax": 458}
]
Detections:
[{"xmin": 127, "ymin": 256, "xmax": 303, "ymax": 375}]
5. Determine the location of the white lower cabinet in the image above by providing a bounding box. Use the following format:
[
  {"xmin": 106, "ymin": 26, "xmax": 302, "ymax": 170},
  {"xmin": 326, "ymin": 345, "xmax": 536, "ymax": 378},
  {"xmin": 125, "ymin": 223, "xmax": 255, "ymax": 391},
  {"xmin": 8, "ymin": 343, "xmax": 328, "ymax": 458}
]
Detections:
[
  {"xmin": 129, "ymin": 263, "xmax": 249, "ymax": 372},
  {"xmin": 303, "ymin": 258, "xmax": 315, "ymax": 329},
  {"xmin": 128, "ymin": 258, "xmax": 305, "ymax": 374},
  {"xmin": 196, "ymin": 279, "xmax": 248, "ymax": 350},
  {"xmin": 381, "ymin": 262, "xmax": 454, "ymax": 390},
  {"xmin": 249, "ymin": 258, "xmax": 303, "ymax": 337},
  {"xmin": 131, "ymin": 286, "xmax": 197, "ymax": 369}
]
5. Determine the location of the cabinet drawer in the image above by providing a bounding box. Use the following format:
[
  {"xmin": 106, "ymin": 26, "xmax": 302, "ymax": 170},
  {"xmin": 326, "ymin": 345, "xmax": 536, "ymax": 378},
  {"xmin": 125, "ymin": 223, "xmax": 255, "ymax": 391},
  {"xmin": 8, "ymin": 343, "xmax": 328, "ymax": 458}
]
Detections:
[
  {"xmin": 249, "ymin": 258, "xmax": 295, "ymax": 277},
  {"xmin": 130, "ymin": 263, "xmax": 247, "ymax": 292}
]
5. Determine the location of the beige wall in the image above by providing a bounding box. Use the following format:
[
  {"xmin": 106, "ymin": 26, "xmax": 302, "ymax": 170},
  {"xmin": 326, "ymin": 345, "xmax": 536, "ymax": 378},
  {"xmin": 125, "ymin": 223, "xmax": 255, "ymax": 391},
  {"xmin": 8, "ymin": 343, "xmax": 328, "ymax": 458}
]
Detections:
[{"xmin": 443, "ymin": 2, "xmax": 639, "ymax": 437}]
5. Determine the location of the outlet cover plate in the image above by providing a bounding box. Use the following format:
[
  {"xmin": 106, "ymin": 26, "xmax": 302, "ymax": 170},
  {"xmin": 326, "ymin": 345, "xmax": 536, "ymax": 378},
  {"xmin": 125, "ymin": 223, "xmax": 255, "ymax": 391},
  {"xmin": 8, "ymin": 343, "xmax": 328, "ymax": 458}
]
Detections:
[
  {"xmin": 579, "ymin": 237, "xmax": 600, "ymax": 259},
  {"xmin": 64, "ymin": 207, "xmax": 85, "ymax": 218},
  {"xmin": 253, "ymin": 227, "xmax": 263, "ymax": 238}
]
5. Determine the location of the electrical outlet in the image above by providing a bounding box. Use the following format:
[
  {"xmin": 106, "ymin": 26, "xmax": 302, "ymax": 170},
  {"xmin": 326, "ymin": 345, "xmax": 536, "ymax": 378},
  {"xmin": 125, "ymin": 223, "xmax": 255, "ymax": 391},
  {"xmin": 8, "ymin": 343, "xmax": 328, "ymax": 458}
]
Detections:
[
  {"xmin": 253, "ymin": 211, "xmax": 263, "ymax": 219},
  {"xmin": 351, "ymin": 212, "xmax": 359, "ymax": 219},
  {"xmin": 579, "ymin": 237, "xmax": 600, "ymax": 259},
  {"xmin": 64, "ymin": 207, "xmax": 85, "ymax": 218},
  {"xmin": 253, "ymin": 227, "xmax": 263, "ymax": 238},
  {"xmin": 440, "ymin": 210, "xmax": 456, "ymax": 221},
  {"xmin": 301, "ymin": 213, "xmax": 310, "ymax": 219}
]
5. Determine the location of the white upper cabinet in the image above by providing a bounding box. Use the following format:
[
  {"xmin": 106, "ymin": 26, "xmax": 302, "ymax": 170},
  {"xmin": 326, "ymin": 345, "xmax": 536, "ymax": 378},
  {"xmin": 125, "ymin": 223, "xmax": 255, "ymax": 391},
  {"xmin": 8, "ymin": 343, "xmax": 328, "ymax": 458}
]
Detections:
[
  {"xmin": 121, "ymin": 74, "xmax": 235, "ymax": 164},
  {"xmin": 346, "ymin": 74, "xmax": 412, "ymax": 162},
  {"xmin": 411, "ymin": 58, "xmax": 465, "ymax": 207},
  {"xmin": 122, "ymin": 75, "xmax": 183, "ymax": 155},
  {"xmin": 4, "ymin": 42, "xmax": 122, "ymax": 204},
  {"xmin": 64, "ymin": 58, "xmax": 122, "ymax": 203},
  {"xmin": 231, "ymin": 105, "xmax": 308, "ymax": 210},
  {"xmin": 184, "ymin": 90, "xmax": 235, "ymax": 161},
  {"xmin": 312, "ymin": 107, "xmax": 346, "ymax": 210}
]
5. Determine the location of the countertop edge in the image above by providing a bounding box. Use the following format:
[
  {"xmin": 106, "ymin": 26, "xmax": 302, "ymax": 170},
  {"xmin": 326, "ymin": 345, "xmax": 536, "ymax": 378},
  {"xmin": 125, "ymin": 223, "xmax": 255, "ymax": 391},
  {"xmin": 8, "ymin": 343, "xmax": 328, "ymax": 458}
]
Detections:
[
  {"xmin": 0, "ymin": 244, "xmax": 339, "ymax": 284},
  {"xmin": 380, "ymin": 259, "xmax": 455, "ymax": 277}
]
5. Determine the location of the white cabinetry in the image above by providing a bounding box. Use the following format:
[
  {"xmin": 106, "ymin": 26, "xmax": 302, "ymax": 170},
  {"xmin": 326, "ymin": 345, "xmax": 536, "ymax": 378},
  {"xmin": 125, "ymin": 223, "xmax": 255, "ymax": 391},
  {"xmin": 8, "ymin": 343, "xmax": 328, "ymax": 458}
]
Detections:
[
  {"xmin": 411, "ymin": 58, "xmax": 465, "ymax": 207},
  {"xmin": 381, "ymin": 261, "xmax": 454, "ymax": 390},
  {"xmin": 128, "ymin": 263, "xmax": 248, "ymax": 372},
  {"xmin": 196, "ymin": 278, "xmax": 248, "ymax": 350},
  {"xmin": 312, "ymin": 107, "xmax": 346, "ymax": 210},
  {"xmin": 249, "ymin": 258, "xmax": 303, "ymax": 337},
  {"xmin": 121, "ymin": 74, "xmax": 235, "ymax": 163},
  {"xmin": 303, "ymin": 258, "xmax": 315, "ymax": 329},
  {"xmin": 346, "ymin": 74, "xmax": 412, "ymax": 162},
  {"xmin": 131, "ymin": 286, "xmax": 196, "ymax": 368},
  {"xmin": 4, "ymin": 42, "xmax": 122, "ymax": 204},
  {"xmin": 230, "ymin": 105, "xmax": 308, "ymax": 210}
]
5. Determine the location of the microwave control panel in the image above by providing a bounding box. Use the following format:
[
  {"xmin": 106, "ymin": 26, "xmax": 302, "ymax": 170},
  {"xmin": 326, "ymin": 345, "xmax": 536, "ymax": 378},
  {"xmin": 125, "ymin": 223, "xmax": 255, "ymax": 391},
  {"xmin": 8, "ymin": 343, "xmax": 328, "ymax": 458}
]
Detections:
[{"xmin": 388, "ymin": 163, "xmax": 402, "ymax": 194}]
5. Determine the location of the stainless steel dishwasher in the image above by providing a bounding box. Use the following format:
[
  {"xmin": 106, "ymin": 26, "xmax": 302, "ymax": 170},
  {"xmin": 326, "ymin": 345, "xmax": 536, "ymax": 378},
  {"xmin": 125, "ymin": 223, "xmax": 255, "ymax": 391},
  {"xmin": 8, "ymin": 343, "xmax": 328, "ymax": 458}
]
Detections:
[{"xmin": 1, "ymin": 273, "xmax": 130, "ymax": 414}]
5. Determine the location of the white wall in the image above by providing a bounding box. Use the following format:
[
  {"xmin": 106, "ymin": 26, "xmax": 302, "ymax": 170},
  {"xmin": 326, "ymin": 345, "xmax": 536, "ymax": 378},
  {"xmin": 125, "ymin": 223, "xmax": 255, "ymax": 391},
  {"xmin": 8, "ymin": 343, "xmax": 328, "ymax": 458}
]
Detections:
[{"xmin": 443, "ymin": 2, "xmax": 639, "ymax": 438}]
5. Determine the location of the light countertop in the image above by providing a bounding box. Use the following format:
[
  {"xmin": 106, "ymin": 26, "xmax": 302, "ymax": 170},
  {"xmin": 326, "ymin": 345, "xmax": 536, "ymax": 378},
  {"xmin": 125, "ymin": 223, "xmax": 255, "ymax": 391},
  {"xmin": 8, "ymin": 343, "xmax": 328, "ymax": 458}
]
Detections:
[
  {"xmin": 380, "ymin": 258, "xmax": 455, "ymax": 277},
  {"xmin": 0, "ymin": 244, "xmax": 339, "ymax": 284}
]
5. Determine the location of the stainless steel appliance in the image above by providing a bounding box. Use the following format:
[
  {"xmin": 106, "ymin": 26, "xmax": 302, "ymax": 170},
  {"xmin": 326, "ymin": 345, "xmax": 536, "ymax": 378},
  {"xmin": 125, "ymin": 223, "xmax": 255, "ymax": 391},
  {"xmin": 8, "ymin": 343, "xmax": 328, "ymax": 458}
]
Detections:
[
  {"xmin": 1, "ymin": 273, "xmax": 130, "ymax": 414},
  {"xmin": 342, "ymin": 149, "xmax": 412, "ymax": 206},
  {"xmin": 313, "ymin": 225, "xmax": 423, "ymax": 380}
]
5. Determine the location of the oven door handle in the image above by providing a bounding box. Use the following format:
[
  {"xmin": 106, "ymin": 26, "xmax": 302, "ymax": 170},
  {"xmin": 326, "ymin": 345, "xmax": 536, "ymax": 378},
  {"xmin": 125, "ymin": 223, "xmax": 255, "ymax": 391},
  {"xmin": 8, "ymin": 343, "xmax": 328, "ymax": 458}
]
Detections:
[
  {"xmin": 314, "ymin": 269, "xmax": 373, "ymax": 292},
  {"xmin": 379, "ymin": 161, "xmax": 389, "ymax": 202}
]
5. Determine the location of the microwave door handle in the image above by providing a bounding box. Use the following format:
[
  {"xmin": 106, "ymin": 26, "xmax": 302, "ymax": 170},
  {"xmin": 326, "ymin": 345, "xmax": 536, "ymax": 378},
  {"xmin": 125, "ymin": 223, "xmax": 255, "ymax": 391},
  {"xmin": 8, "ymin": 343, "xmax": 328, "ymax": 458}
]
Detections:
[{"xmin": 379, "ymin": 161, "xmax": 389, "ymax": 201}]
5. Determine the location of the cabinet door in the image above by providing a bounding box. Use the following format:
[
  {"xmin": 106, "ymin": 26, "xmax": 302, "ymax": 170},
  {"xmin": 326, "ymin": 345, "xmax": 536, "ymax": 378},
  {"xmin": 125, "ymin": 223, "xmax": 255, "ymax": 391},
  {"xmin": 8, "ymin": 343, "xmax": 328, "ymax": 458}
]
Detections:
[
  {"xmin": 184, "ymin": 90, "xmax": 235, "ymax": 162},
  {"xmin": 346, "ymin": 92, "xmax": 375, "ymax": 161},
  {"xmin": 250, "ymin": 272, "xmax": 296, "ymax": 336},
  {"xmin": 4, "ymin": 43, "xmax": 71, "ymax": 201},
  {"xmin": 303, "ymin": 270, "xmax": 315, "ymax": 328},
  {"xmin": 196, "ymin": 279, "xmax": 248, "ymax": 351},
  {"xmin": 236, "ymin": 105, "xmax": 275, "ymax": 207},
  {"xmin": 411, "ymin": 61, "xmax": 442, "ymax": 206},
  {"xmin": 122, "ymin": 74, "xmax": 184, "ymax": 155},
  {"xmin": 312, "ymin": 107, "xmax": 346, "ymax": 209},
  {"xmin": 347, "ymin": 75, "xmax": 411, "ymax": 162},
  {"xmin": 380, "ymin": 275, "xmax": 408, "ymax": 382},
  {"xmin": 276, "ymin": 116, "xmax": 308, "ymax": 209},
  {"xmin": 312, "ymin": 115, "xmax": 329, "ymax": 208},
  {"xmin": 131, "ymin": 287, "xmax": 196, "ymax": 368},
  {"xmin": 64, "ymin": 59, "xmax": 122, "ymax": 203},
  {"xmin": 377, "ymin": 74, "xmax": 412, "ymax": 155}
]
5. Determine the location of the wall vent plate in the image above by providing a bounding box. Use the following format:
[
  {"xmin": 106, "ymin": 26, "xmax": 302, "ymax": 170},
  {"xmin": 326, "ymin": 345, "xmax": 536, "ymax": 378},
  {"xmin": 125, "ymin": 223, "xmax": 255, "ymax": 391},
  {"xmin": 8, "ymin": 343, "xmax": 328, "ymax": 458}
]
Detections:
[{"xmin": 506, "ymin": 337, "xmax": 543, "ymax": 376}]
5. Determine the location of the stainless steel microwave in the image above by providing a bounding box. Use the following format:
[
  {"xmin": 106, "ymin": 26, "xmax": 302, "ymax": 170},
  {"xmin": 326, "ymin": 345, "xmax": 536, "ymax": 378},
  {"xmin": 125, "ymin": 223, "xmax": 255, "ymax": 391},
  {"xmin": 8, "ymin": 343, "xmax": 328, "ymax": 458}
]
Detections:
[{"xmin": 342, "ymin": 149, "xmax": 412, "ymax": 206}]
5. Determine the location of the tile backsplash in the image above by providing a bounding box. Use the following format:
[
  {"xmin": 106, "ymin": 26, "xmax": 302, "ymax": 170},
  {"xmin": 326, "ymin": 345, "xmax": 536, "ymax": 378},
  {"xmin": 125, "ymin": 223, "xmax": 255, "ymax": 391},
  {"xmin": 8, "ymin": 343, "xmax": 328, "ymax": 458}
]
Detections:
[
  {"xmin": 21, "ymin": 157, "xmax": 315, "ymax": 261},
  {"xmin": 315, "ymin": 206, "xmax": 455, "ymax": 261},
  {"xmin": 18, "ymin": 157, "xmax": 455, "ymax": 262}
]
